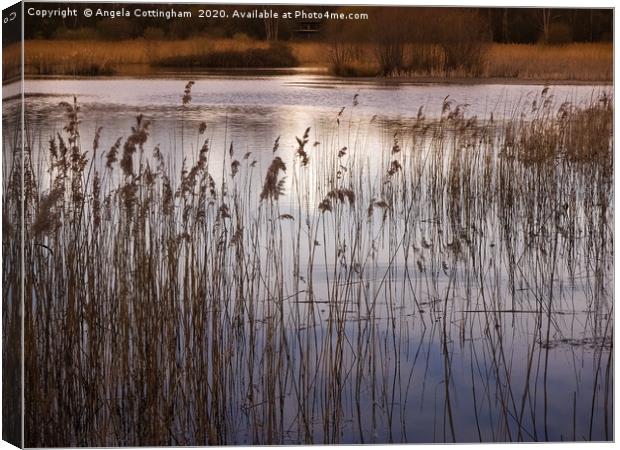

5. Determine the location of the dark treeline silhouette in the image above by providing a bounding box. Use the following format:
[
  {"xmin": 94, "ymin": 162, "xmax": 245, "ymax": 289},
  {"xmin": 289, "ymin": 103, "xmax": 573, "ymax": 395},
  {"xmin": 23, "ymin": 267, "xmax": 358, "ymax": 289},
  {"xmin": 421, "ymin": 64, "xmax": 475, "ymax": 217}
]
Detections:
[
  {"xmin": 24, "ymin": 4, "xmax": 612, "ymax": 44},
  {"xmin": 486, "ymin": 8, "xmax": 612, "ymax": 43}
]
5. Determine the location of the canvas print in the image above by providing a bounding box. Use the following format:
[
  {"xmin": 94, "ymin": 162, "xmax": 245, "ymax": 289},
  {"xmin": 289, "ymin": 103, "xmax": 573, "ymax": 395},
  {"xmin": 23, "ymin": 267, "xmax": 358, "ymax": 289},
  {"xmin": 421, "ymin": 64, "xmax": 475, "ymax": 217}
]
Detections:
[{"xmin": 1, "ymin": 2, "xmax": 613, "ymax": 447}]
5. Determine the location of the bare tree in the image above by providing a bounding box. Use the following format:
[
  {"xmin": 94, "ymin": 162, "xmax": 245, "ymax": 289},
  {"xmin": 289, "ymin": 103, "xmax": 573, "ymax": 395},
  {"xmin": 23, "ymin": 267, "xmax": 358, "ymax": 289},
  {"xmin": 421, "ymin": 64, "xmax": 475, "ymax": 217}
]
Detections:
[
  {"xmin": 434, "ymin": 9, "xmax": 490, "ymax": 76},
  {"xmin": 264, "ymin": 17, "xmax": 278, "ymax": 41},
  {"xmin": 372, "ymin": 9, "xmax": 408, "ymax": 76},
  {"xmin": 264, "ymin": 8, "xmax": 279, "ymax": 41},
  {"xmin": 535, "ymin": 8, "xmax": 557, "ymax": 43},
  {"xmin": 502, "ymin": 8, "xmax": 510, "ymax": 43},
  {"xmin": 322, "ymin": 8, "xmax": 370, "ymax": 76}
]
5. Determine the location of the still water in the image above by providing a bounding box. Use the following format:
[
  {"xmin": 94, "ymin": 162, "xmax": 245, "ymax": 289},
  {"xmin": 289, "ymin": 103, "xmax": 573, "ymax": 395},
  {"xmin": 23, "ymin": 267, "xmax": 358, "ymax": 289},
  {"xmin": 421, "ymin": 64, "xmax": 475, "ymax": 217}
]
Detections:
[
  {"xmin": 14, "ymin": 75, "xmax": 612, "ymax": 195},
  {"xmin": 4, "ymin": 74, "xmax": 613, "ymax": 445},
  {"xmin": 18, "ymin": 75, "xmax": 608, "ymax": 133}
]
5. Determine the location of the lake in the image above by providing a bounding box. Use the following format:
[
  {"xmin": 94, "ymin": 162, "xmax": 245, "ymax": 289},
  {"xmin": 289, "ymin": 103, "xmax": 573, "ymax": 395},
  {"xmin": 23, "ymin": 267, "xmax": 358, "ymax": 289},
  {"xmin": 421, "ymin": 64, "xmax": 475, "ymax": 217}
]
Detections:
[{"xmin": 2, "ymin": 74, "xmax": 613, "ymax": 445}]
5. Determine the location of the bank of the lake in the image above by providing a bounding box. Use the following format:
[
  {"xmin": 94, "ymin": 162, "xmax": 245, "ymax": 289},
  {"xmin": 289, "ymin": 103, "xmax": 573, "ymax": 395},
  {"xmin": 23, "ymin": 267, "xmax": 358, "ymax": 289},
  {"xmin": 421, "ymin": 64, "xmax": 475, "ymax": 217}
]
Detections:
[{"xmin": 2, "ymin": 39, "xmax": 612, "ymax": 83}]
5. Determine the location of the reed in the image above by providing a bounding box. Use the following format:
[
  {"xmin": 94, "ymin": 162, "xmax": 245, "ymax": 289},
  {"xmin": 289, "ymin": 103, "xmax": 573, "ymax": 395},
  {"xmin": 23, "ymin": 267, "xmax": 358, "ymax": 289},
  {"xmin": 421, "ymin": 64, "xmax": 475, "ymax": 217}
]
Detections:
[
  {"xmin": 2, "ymin": 40, "xmax": 612, "ymax": 80},
  {"xmin": 485, "ymin": 43, "xmax": 613, "ymax": 81},
  {"xmin": 3, "ymin": 83, "xmax": 612, "ymax": 446},
  {"xmin": 321, "ymin": 42, "xmax": 613, "ymax": 79}
]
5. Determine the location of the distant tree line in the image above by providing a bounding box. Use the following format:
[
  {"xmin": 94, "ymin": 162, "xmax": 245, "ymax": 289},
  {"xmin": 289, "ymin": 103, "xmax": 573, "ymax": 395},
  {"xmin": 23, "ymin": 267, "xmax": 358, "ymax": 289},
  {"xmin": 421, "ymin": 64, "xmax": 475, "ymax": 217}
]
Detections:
[
  {"xmin": 23, "ymin": 4, "xmax": 612, "ymax": 44},
  {"xmin": 486, "ymin": 8, "xmax": 612, "ymax": 43}
]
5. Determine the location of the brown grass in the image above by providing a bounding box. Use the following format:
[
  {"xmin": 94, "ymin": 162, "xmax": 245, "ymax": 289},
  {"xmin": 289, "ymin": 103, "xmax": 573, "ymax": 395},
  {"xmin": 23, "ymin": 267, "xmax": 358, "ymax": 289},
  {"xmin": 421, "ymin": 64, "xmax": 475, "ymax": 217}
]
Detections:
[
  {"xmin": 2, "ymin": 43, "xmax": 21, "ymax": 81},
  {"xmin": 1, "ymin": 38, "xmax": 611, "ymax": 81},
  {"xmin": 485, "ymin": 43, "xmax": 613, "ymax": 81},
  {"xmin": 313, "ymin": 42, "xmax": 613, "ymax": 79},
  {"xmin": 15, "ymin": 38, "xmax": 275, "ymax": 76}
]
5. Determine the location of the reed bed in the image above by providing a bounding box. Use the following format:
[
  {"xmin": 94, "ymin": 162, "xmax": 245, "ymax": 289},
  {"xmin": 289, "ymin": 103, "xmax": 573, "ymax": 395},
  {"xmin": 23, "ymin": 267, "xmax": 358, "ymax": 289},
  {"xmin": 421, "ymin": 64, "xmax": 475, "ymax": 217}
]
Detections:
[
  {"xmin": 485, "ymin": 43, "xmax": 613, "ymax": 81},
  {"xmin": 16, "ymin": 38, "xmax": 282, "ymax": 76},
  {"xmin": 2, "ymin": 40, "xmax": 612, "ymax": 80},
  {"xmin": 2, "ymin": 84, "xmax": 613, "ymax": 445},
  {"xmin": 2, "ymin": 96, "xmax": 23, "ymax": 446},
  {"xmin": 321, "ymin": 42, "xmax": 612, "ymax": 79},
  {"xmin": 1, "ymin": 43, "xmax": 21, "ymax": 82}
]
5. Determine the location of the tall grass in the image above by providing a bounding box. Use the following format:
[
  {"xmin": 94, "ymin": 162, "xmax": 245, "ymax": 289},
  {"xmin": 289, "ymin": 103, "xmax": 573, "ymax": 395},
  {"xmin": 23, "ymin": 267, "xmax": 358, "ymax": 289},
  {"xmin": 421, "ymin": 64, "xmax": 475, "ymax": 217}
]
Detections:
[
  {"xmin": 485, "ymin": 43, "xmax": 613, "ymax": 81},
  {"xmin": 2, "ymin": 40, "xmax": 612, "ymax": 80},
  {"xmin": 4, "ymin": 84, "xmax": 613, "ymax": 445},
  {"xmin": 1, "ymin": 38, "xmax": 271, "ymax": 77},
  {"xmin": 2, "ymin": 97, "xmax": 23, "ymax": 446},
  {"xmin": 323, "ymin": 42, "xmax": 612, "ymax": 79}
]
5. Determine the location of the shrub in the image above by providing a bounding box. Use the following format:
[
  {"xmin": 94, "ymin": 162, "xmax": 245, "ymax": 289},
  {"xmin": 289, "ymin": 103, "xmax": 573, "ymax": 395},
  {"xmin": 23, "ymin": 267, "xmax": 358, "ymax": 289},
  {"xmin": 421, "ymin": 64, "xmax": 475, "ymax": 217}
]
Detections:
[
  {"xmin": 371, "ymin": 9, "xmax": 407, "ymax": 76},
  {"xmin": 156, "ymin": 43, "xmax": 298, "ymax": 68},
  {"xmin": 437, "ymin": 10, "xmax": 490, "ymax": 76},
  {"xmin": 331, "ymin": 62, "xmax": 379, "ymax": 77}
]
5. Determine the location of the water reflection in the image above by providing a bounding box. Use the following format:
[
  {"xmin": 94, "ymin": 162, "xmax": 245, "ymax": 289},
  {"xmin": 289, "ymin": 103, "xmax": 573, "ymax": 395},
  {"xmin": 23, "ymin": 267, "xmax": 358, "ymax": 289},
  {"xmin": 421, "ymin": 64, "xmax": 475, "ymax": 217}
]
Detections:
[{"xmin": 3, "ymin": 76, "xmax": 613, "ymax": 445}]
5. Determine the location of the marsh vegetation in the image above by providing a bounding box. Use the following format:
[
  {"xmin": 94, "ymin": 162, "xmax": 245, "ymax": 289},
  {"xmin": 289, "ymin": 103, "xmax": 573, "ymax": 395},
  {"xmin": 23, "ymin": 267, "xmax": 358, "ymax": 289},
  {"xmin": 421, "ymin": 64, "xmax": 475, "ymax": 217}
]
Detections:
[
  {"xmin": 6, "ymin": 6, "xmax": 611, "ymax": 81},
  {"xmin": 1, "ymin": 38, "xmax": 611, "ymax": 81},
  {"xmin": 2, "ymin": 83, "xmax": 613, "ymax": 446}
]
